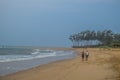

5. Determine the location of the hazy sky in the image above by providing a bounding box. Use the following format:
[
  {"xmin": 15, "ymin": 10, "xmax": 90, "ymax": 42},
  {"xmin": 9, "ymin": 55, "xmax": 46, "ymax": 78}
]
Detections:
[{"xmin": 0, "ymin": 0, "xmax": 120, "ymax": 47}]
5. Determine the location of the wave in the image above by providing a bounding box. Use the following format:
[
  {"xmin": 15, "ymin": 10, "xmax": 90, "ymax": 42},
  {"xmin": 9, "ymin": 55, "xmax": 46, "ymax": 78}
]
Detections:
[
  {"xmin": 0, "ymin": 49, "xmax": 56, "ymax": 62},
  {"xmin": 0, "ymin": 49, "xmax": 75, "ymax": 63}
]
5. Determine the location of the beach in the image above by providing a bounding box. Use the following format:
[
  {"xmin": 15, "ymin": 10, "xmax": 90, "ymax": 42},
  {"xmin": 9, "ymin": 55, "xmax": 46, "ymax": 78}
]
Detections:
[{"xmin": 0, "ymin": 48, "xmax": 119, "ymax": 80}]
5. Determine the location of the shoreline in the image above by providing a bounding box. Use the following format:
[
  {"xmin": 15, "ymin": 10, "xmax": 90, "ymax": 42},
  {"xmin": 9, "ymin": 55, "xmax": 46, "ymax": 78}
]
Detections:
[
  {"xmin": 0, "ymin": 48, "xmax": 119, "ymax": 80},
  {"xmin": 0, "ymin": 48, "xmax": 77, "ymax": 76}
]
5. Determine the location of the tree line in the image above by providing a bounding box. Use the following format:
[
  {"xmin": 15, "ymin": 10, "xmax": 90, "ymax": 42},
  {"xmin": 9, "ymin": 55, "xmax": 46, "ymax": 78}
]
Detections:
[{"xmin": 69, "ymin": 30, "xmax": 120, "ymax": 47}]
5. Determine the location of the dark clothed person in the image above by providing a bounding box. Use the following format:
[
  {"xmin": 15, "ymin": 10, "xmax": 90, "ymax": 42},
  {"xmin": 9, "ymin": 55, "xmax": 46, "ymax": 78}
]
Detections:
[{"xmin": 82, "ymin": 51, "xmax": 84, "ymax": 61}]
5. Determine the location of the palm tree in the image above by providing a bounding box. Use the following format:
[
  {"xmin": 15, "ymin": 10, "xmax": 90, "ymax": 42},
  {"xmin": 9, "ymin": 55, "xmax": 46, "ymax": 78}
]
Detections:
[{"xmin": 69, "ymin": 29, "xmax": 120, "ymax": 47}]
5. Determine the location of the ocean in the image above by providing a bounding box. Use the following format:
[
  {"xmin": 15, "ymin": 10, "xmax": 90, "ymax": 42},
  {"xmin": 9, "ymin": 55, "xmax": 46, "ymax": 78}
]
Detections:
[{"xmin": 0, "ymin": 47, "xmax": 76, "ymax": 76}]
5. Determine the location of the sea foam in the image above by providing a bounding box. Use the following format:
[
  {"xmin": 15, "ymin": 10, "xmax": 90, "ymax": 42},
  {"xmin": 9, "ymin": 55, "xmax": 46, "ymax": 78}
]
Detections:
[{"xmin": 0, "ymin": 49, "xmax": 56, "ymax": 62}]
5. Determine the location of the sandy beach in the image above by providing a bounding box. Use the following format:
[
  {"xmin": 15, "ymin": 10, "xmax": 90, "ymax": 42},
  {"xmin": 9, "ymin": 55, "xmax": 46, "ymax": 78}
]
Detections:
[{"xmin": 0, "ymin": 48, "xmax": 119, "ymax": 80}]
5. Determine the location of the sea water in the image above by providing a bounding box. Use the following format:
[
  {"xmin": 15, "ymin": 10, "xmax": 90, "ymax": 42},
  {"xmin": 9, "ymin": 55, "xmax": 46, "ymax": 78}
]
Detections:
[{"xmin": 0, "ymin": 48, "xmax": 76, "ymax": 76}]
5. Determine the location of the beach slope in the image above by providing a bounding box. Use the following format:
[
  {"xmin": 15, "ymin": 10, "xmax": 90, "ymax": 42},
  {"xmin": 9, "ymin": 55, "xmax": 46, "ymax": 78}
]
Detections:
[{"xmin": 0, "ymin": 48, "xmax": 117, "ymax": 80}]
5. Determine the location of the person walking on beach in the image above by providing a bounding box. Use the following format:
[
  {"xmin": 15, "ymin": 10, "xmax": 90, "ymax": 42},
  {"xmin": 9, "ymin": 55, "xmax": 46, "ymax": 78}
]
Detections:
[
  {"xmin": 85, "ymin": 50, "xmax": 89, "ymax": 61},
  {"xmin": 81, "ymin": 51, "xmax": 85, "ymax": 61}
]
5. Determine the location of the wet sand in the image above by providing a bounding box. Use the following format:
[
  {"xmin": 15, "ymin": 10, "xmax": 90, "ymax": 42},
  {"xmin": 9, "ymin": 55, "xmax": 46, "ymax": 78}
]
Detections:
[{"xmin": 0, "ymin": 48, "xmax": 118, "ymax": 80}]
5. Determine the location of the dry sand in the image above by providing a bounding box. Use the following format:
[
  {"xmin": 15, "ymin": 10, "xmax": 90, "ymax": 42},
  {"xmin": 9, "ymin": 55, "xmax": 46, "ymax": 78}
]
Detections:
[{"xmin": 0, "ymin": 48, "xmax": 119, "ymax": 80}]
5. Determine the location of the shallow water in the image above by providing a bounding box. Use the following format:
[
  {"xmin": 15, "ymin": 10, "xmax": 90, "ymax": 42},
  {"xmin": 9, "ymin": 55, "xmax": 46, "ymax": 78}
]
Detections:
[{"xmin": 0, "ymin": 48, "xmax": 76, "ymax": 76}]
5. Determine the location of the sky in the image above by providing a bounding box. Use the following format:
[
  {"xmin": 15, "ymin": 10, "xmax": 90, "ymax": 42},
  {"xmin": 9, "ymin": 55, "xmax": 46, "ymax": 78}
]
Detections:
[{"xmin": 0, "ymin": 0, "xmax": 120, "ymax": 47}]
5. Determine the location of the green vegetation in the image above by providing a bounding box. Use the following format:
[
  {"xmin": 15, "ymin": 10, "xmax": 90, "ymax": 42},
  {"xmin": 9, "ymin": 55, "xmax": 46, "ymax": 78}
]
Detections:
[{"xmin": 69, "ymin": 30, "xmax": 120, "ymax": 48}]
